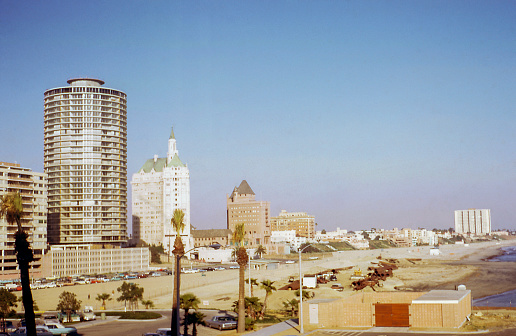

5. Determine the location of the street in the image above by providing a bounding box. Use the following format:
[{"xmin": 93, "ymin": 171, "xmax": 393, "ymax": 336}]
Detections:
[{"xmin": 76, "ymin": 310, "xmax": 230, "ymax": 336}]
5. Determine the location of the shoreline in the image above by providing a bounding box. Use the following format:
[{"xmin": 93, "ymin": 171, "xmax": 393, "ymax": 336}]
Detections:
[{"xmin": 406, "ymin": 241, "xmax": 516, "ymax": 300}]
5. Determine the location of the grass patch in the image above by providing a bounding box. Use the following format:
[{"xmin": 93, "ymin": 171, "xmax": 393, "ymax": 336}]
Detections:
[
  {"xmin": 368, "ymin": 239, "xmax": 397, "ymax": 249},
  {"xmin": 254, "ymin": 311, "xmax": 293, "ymax": 325},
  {"xmin": 461, "ymin": 310, "xmax": 516, "ymax": 331},
  {"xmin": 328, "ymin": 241, "xmax": 355, "ymax": 251},
  {"xmin": 103, "ymin": 311, "xmax": 161, "ymax": 319}
]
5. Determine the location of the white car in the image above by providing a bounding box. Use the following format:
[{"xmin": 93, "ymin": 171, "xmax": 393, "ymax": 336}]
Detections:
[{"xmin": 182, "ymin": 268, "xmax": 198, "ymax": 274}]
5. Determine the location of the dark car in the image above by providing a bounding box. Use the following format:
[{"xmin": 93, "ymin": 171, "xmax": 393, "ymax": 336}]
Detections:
[{"xmin": 205, "ymin": 316, "xmax": 237, "ymax": 330}]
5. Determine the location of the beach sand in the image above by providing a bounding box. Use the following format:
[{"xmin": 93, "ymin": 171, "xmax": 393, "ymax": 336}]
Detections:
[{"xmin": 21, "ymin": 239, "xmax": 516, "ymax": 312}]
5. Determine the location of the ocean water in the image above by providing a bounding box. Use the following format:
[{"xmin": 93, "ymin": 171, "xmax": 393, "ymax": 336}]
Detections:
[
  {"xmin": 472, "ymin": 245, "xmax": 516, "ymax": 307},
  {"xmin": 473, "ymin": 289, "xmax": 516, "ymax": 307},
  {"xmin": 488, "ymin": 245, "xmax": 516, "ymax": 262}
]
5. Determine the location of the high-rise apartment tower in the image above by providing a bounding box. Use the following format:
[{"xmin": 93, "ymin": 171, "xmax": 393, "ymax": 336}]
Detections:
[
  {"xmin": 0, "ymin": 162, "xmax": 47, "ymax": 279},
  {"xmin": 454, "ymin": 209, "xmax": 491, "ymax": 235},
  {"xmin": 44, "ymin": 78, "xmax": 127, "ymax": 246}
]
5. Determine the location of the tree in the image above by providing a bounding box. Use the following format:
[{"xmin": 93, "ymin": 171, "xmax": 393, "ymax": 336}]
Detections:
[
  {"xmin": 180, "ymin": 293, "xmax": 200, "ymax": 336},
  {"xmin": 260, "ymin": 280, "xmax": 277, "ymax": 318},
  {"xmin": 282, "ymin": 298, "xmax": 299, "ymax": 317},
  {"xmin": 232, "ymin": 297, "xmax": 262, "ymax": 320},
  {"xmin": 231, "ymin": 247, "xmax": 238, "ymax": 261},
  {"xmin": 186, "ymin": 311, "xmax": 206, "ymax": 336},
  {"xmin": 232, "ymin": 222, "xmax": 248, "ymax": 333},
  {"xmin": 294, "ymin": 289, "xmax": 312, "ymax": 301},
  {"xmin": 56, "ymin": 291, "xmax": 81, "ymax": 322},
  {"xmin": 141, "ymin": 299, "xmax": 154, "ymax": 309},
  {"xmin": 255, "ymin": 245, "xmax": 266, "ymax": 259},
  {"xmin": 0, "ymin": 288, "xmax": 17, "ymax": 332},
  {"xmin": 117, "ymin": 282, "xmax": 144, "ymax": 311},
  {"xmin": 321, "ymin": 229, "xmax": 326, "ymax": 234},
  {"xmin": 95, "ymin": 293, "xmax": 112, "ymax": 310},
  {"xmin": 245, "ymin": 278, "xmax": 258, "ymax": 297},
  {"xmin": 171, "ymin": 209, "xmax": 186, "ymax": 333},
  {"xmin": 149, "ymin": 245, "xmax": 162, "ymax": 264},
  {"xmin": 0, "ymin": 192, "xmax": 36, "ymax": 336}
]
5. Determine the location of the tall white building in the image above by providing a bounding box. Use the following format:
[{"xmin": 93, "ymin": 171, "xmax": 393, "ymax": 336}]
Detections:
[
  {"xmin": 0, "ymin": 162, "xmax": 47, "ymax": 279},
  {"xmin": 131, "ymin": 129, "xmax": 191, "ymax": 254},
  {"xmin": 454, "ymin": 209, "xmax": 491, "ymax": 235},
  {"xmin": 44, "ymin": 78, "xmax": 128, "ymax": 246}
]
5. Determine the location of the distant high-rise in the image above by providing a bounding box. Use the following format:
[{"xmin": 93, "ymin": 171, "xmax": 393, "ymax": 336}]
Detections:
[
  {"xmin": 454, "ymin": 209, "xmax": 491, "ymax": 235},
  {"xmin": 227, "ymin": 180, "xmax": 270, "ymax": 247},
  {"xmin": 271, "ymin": 210, "xmax": 315, "ymax": 238},
  {"xmin": 131, "ymin": 129, "xmax": 191, "ymax": 254},
  {"xmin": 44, "ymin": 78, "xmax": 127, "ymax": 246},
  {"xmin": 0, "ymin": 162, "xmax": 47, "ymax": 278}
]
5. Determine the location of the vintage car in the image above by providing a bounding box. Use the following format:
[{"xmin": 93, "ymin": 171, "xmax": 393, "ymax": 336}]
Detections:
[
  {"xmin": 43, "ymin": 321, "xmax": 77, "ymax": 336},
  {"xmin": 10, "ymin": 326, "xmax": 53, "ymax": 336},
  {"xmin": 205, "ymin": 315, "xmax": 237, "ymax": 330},
  {"xmin": 80, "ymin": 306, "xmax": 96, "ymax": 321}
]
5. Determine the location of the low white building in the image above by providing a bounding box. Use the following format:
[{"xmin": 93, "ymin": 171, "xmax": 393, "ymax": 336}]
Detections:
[
  {"xmin": 45, "ymin": 245, "xmax": 150, "ymax": 277},
  {"xmin": 197, "ymin": 247, "xmax": 233, "ymax": 263},
  {"xmin": 314, "ymin": 227, "xmax": 348, "ymax": 241},
  {"xmin": 271, "ymin": 230, "xmax": 297, "ymax": 243}
]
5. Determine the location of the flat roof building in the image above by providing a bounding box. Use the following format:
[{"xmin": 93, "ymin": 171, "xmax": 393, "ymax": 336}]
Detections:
[
  {"xmin": 271, "ymin": 210, "xmax": 315, "ymax": 238},
  {"xmin": 0, "ymin": 162, "xmax": 47, "ymax": 279},
  {"xmin": 44, "ymin": 78, "xmax": 128, "ymax": 246}
]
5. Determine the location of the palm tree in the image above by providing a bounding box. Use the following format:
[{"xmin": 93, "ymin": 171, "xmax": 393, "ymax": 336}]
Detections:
[
  {"xmin": 180, "ymin": 293, "xmax": 200, "ymax": 336},
  {"xmin": 255, "ymin": 245, "xmax": 266, "ymax": 259},
  {"xmin": 186, "ymin": 311, "xmax": 206, "ymax": 336},
  {"xmin": 95, "ymin": 293, "xmax": 112, "ymax": 310},
  {"xmin": 282, "ymin": 298, "xmax": 299, "ymax": 317},
  {"xmin": 232, "ymin": 223, "xmax": 248, "ymax": 333},
  {"xmin": 0, "ymin": 192, "xmax": 36, "ymax": 336},
  {"xmin": 294, "ymin": 289, "xmax": 312, "ymax": 301},
  {"xmin": 260, "ymin": 280, "xmax": 276, "ymax": 318},
  {"xmin": 244, "ymin": 296, "xmax": 262, "ymax": 320},
  {"xmin": 245, "ymin": 278, "xmax": 258, "ymax": 297},
  {"xmin": 171, "ymin": 209, "xmax": 186, "ymax": 334},
  {"xmin": 141, "ymin": 299, "xmax": 154, "ymax": 309}
]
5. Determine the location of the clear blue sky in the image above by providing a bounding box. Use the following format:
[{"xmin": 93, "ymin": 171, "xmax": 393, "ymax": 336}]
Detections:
[{"xmin": 1, "ymin": 1, "xmax": 515, "ymax": 232}]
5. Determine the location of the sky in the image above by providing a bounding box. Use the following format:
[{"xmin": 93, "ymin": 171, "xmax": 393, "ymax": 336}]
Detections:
[{"xmin": 1, "ymin": 1, "xmax": 515, "ymax": 233}]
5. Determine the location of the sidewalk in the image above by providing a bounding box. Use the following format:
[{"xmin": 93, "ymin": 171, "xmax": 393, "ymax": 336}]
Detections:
[{"xmin": 246, "ymin": 319, "xmax": 300, "ymax": 336}]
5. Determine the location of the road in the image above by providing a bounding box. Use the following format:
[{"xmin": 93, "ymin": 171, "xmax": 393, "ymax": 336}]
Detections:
[{"xmin": 75, "ymin": 310, "xmax": 232, "ymax": 336}]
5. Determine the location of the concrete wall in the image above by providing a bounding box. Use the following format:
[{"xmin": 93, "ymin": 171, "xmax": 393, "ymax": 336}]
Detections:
[{"xmin": 304, "ymin": 291, "xmax": 471, "ymax": 330}]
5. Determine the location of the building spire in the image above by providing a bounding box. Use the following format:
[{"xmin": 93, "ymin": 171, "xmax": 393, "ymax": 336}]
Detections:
[{"xmin": 167, "ymin": 128, "xmax": 178, "ymax": 163}]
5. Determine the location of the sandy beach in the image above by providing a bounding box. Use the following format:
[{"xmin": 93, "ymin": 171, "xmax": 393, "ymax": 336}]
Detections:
[{"xmin": 21, "ymin": 239, "xmax": 516, "ymax": 312}]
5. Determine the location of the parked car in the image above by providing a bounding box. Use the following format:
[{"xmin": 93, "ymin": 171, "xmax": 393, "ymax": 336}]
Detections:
[
  {"xmin": 205, "ymin": 315, "xmax": 237, "ymax": 330},
  {"xmin": 155, "ymin": 328, "xmax": 172, "ymax": 335},
  {"xmin": 43, "ymin": 321, "xmax": 77, "ymax": 336},
  {"xmin": 1, "ymin": 320, "xmax": 15, "ymax": 332},
  {"xmin": 58, "ymin": 311, "xmax": 81, "ymax": 323},
  {"xmin": 10, "ymin": 326, "xmax": 53, "ymax": 336},
  {"xmin": 80, "ymin": 306, "xmax": 96, "ymax": 321},
  {"xmin": 41, "ymin": 313, "xmax": 60, "ymax": 323}
]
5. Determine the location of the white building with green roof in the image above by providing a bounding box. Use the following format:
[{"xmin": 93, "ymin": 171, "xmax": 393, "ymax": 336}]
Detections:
[{"xmin": 131, "ymin": 128, "xmax": 191, "ymax": 254}]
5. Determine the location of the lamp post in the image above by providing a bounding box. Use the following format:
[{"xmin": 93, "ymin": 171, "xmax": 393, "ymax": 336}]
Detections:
[
  {"xmin": 171, "ymin": 243, "xmax": 221, "ymax": 336},
  {"xmin": 248, "ymin": 248, "xmax": 252, "ymax": 297},
  {"xmin": 298, "ymin": 244, "xmax": 312, "ymax": 334}
]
